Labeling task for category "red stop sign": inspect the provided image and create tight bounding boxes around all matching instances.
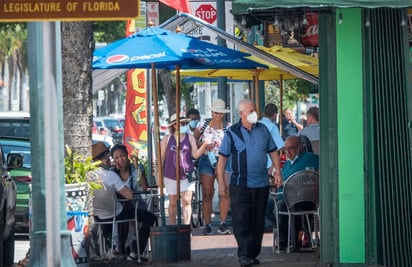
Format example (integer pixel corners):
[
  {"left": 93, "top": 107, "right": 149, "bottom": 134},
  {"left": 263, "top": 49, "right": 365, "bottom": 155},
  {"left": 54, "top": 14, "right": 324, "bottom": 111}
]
[{"left": 195, "top": 4, "right": 217, "bottom": 24}]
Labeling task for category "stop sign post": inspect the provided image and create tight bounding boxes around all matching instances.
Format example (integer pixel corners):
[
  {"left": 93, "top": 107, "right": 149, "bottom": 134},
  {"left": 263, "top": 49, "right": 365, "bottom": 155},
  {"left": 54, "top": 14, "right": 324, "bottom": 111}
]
[{"left": 195, "top": 4, "right": 217, "bottom": 24}]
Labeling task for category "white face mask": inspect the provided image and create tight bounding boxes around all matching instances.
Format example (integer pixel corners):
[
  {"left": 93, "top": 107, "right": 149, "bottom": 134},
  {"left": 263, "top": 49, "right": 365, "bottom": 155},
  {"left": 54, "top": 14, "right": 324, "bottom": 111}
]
[{"left": 246, "top": 111, "right": 258, "bottom": 124}]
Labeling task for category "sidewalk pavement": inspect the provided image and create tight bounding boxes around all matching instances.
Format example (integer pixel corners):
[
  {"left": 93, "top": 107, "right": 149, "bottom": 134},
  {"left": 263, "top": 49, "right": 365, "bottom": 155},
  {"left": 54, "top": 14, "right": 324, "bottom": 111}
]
[{"left": 90, "top": 224, "right": 319, "bottom": 267}]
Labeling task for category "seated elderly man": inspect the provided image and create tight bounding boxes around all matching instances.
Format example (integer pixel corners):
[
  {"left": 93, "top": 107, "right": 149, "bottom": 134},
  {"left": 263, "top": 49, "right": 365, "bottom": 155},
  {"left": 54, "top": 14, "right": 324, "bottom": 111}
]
[{"left": 277, "top": 135, "right": 319, "bottom": 250}]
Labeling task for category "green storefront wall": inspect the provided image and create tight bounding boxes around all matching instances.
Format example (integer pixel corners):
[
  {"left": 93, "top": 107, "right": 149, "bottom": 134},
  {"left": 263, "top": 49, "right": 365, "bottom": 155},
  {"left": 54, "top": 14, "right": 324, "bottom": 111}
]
[
  {"left": 318, "top": 9, "right": 367, "bottom": 265},
  {"left": 232, "top": 0, "right": 412, "bottom": 14},
  {"left": 233, "top": 1, "right": 412, "bottom": 265},
  {"left": 335, "top": 9, "right": 365, "bottom": 263}
]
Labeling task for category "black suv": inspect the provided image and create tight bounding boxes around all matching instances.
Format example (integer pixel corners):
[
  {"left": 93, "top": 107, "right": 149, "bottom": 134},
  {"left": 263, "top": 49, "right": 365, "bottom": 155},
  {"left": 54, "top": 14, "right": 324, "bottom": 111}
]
[{"left": 0, "top": 144, "right": 17, "bottom": 266}]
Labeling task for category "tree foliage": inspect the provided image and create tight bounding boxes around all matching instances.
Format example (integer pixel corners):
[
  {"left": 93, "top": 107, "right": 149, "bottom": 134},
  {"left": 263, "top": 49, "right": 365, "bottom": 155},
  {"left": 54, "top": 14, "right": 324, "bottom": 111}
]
[
  {"left": 0, "top": 23, "right": 28, "bottom": 110},
  {"left": 93, "top": 21, "right": 126, "bottom": 44},
  {"left": 265, "top": 79, "right": 317, "bottom": 112}
]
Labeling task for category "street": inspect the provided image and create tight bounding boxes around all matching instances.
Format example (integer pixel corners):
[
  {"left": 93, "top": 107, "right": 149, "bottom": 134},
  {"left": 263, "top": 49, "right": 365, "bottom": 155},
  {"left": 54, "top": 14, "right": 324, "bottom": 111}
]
[{"left": 14, "top": 234, "right": 30, "bottom": 265}]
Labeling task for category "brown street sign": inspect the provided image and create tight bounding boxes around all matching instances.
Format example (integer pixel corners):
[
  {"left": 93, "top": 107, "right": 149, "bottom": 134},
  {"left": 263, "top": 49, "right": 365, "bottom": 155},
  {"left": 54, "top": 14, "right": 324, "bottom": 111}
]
[{"left": 0, "top": 0, "right": 139, "bottom": 21}]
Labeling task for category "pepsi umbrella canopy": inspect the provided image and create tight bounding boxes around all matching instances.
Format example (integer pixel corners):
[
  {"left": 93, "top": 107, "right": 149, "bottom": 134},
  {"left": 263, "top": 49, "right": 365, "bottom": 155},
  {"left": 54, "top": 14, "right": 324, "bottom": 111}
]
[{"left": 92, "top": 27, "right": 267, "bottom": 70}]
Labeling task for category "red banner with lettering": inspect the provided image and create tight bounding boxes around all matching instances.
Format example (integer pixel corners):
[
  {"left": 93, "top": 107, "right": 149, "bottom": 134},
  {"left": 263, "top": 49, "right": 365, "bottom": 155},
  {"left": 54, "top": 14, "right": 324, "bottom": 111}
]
[
  {"left": 159, "top": 0, "right": 191, "bottom": 13},
  {"left": 124, "top": 20, "right": 148, "bottom": 156},
  {"left": 301, "top": 12, "right": 318, "bottom": 47}
]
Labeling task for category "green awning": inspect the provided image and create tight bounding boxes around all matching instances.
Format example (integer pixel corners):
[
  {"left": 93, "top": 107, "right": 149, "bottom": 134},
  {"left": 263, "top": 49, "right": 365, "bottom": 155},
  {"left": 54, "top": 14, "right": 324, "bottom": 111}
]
[{"left": 232, "top": 0, "right": 412, "bottom": 14}]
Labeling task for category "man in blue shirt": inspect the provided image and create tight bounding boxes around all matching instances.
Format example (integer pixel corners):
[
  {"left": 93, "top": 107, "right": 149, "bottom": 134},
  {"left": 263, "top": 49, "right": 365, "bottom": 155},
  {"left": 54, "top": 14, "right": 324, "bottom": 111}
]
[
  {"left": 259, "top": 103, "right": 285, "bottom": 229},
  {"left": 217, "top": 99, "right": 282, "bottom": 267}
]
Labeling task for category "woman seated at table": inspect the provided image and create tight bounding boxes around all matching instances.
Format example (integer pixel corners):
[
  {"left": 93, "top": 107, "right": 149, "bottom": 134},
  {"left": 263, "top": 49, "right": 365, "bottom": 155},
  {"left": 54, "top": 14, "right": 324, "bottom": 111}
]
[{"left": 109, "top": 144, "right": 157, "bottom": 261}]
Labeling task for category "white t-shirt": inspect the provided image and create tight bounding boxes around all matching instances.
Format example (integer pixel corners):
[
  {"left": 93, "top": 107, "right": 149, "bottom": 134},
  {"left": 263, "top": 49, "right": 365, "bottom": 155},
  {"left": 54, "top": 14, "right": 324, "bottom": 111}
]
[{"left": 93, "top": 168, "right": 125, "bottom": 219}]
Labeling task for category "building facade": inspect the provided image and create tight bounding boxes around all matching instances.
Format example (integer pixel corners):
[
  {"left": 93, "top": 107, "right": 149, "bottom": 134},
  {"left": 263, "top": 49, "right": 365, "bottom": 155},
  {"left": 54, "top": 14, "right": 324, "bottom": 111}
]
[{"left": 232, "top": 1, "right": 412, "bottom": 266}]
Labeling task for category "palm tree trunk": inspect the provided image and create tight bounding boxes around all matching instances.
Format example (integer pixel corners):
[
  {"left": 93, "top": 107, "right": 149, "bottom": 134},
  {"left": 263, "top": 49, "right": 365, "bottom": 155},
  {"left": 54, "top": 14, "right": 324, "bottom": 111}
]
[{"left": 61, "top": 22, "right": 94, "bottom": 156}]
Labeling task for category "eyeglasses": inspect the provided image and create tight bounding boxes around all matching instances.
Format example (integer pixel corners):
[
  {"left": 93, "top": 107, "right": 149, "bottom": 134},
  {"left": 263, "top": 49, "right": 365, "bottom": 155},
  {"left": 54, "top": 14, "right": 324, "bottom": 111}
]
[{"left": 284, "top": 145, "right": 297, "bottom": 152}]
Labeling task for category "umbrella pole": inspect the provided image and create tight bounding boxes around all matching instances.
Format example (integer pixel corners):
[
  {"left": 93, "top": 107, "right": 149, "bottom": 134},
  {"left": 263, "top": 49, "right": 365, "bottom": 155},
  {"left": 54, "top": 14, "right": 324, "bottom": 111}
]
[
  {"left": 175, "top": 65, "right": 182, "bottom": 226},
  {"left": 279, "top": 74, "right": 284, "bottom": 139},
  {"left": 151, "top": 63, "right": 166, "bottom": 227},
  {"left": 254, "top": 73, "right": 260, "bottom": 114},
  {"left": 250, "top": 77, "right": 255, "bottom": 102}
]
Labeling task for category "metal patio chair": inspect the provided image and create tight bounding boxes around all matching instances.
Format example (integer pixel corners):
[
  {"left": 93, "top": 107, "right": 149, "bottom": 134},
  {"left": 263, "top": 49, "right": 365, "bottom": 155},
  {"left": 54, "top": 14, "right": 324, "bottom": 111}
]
[
  {"left": 271, "top": 170, "right": 319, "bottom": 253},
  {"left": 92, "top": 187, "right": 141, "bottom": 260}
]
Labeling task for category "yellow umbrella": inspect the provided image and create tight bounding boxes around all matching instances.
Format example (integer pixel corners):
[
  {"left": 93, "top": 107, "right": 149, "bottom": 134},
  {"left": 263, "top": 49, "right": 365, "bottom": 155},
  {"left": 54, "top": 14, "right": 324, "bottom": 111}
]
[
  {"left": 179, "top": 45, "right": 318, "bottom": 123},
  {"left": 180, "top": 45, "right": 318, "bottom": 81}
]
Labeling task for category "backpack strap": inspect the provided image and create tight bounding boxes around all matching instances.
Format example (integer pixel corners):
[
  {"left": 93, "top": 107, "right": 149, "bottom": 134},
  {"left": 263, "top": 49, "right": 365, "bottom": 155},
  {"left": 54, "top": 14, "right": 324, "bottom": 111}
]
[
  {"left": 200, "top": 118, "right": 212, "bottom": 133},
  {"left": 201, "top": 118, "right": 229, "bottom": 133}
]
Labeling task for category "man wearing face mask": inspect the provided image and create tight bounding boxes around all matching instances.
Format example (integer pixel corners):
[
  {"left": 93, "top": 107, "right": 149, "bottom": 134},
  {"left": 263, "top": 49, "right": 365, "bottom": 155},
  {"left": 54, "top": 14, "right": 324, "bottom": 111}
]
[
  {"left": 216, "top": 99, "right": 283, "bottom": 267},
  {"left": 277, "top": 135, "right": 319, "bottom": 251},
  {"left": 160, "top": 113, "right": 209, "bottom": 225}
]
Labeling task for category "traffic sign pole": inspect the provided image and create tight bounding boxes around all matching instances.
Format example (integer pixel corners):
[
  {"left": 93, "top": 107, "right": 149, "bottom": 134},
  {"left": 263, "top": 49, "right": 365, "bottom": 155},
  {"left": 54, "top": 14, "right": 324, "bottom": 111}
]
[{"left": 216, "top": 0, "right": 227, "bottom": 106}]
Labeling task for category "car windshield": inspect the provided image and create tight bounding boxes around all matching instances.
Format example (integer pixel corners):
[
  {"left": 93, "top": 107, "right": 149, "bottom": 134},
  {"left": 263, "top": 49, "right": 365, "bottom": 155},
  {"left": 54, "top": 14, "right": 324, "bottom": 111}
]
[
  {"left": 103, "top": 119, "right": 121, "bottom": 129},
  {"left": 2, "top": 144, "right": 31, "bottom": 168},
  {"left": 0, "top": 120, "right": 30, "bottom": 139}
]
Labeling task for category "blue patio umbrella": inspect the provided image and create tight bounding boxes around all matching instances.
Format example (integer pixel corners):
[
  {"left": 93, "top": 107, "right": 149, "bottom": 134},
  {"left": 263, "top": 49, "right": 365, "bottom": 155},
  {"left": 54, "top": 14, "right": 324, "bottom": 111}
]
[
  {"left": 92, "top": 27, "right": 266, "bottom": 70},
  {"left": 92, "top": 26, "right": 266, "bottom": 227}
]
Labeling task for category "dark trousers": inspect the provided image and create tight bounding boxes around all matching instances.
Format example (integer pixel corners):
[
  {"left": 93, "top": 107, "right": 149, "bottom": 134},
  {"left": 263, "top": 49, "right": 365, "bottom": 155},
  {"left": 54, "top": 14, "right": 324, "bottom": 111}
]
[
  {"left": 277, "top": 199, "right": 316, "bottom": 249},
  {"left": 229, "top": 185, "right": 269, "bottom": 259},
  {"left": 99, "top": 202, "right": 156, "bottom": 254},
  {"left": 276, "top": 199, "right": 290, "bottom": 247}
]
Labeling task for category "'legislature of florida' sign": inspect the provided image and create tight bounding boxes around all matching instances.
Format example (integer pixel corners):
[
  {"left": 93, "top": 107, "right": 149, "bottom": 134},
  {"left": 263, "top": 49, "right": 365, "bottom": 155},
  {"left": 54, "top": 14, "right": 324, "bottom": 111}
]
[{"left": 0, "top": 0, "right": 139, "bottom": 21}]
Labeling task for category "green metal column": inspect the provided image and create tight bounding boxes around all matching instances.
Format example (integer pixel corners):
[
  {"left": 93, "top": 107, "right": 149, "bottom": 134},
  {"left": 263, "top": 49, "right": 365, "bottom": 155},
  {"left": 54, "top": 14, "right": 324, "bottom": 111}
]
[
  {"left": 217, "top": 0, "right": 228, "bottom": 103},
  {"left": 27, "top": 22, "right": 76, "bottom": 267},
  {"left": 318, "top": 10, "right": 339, "bottom": 265},
  {"left": 336, "top": 8, "right": 365, "bottom": 263}
]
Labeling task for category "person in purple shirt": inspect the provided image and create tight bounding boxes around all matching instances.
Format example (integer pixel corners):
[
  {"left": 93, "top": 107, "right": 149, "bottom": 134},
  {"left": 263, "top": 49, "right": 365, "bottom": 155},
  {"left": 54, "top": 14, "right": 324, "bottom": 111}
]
[{"left": 160, "top": 113, "right": 209, "bottom": 225}]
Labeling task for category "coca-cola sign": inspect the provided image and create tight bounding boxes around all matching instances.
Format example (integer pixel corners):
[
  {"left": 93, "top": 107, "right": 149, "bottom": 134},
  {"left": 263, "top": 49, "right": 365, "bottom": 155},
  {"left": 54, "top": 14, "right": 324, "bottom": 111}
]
[{"left": 301, "top": 12, "right": 319, "bottom": 47}]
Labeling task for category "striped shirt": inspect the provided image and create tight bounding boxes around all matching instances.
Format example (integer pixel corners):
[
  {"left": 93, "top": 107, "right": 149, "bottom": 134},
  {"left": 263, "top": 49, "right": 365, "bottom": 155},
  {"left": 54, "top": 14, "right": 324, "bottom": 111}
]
[{"left": 219, "top": 121, "right": 278, "bottom": 188}]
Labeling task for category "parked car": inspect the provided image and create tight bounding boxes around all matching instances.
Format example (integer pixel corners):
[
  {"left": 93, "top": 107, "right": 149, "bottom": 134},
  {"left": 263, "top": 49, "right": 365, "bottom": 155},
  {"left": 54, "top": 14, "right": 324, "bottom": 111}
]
[
  {"left": 0, "top": 111, "right": 30, "bottom": 139},
  {"left": 94, "top": 117, "right": 124, "bottom": 144},
  {"left": 92, "top": 134, "right": 114, "bottom": 148},
  {"left": 0, "top": 142, "right": 17, "bottom": 266},
  {"left": 0, "top": 138, "right": 31, "bottom": 232},
  {"left": 109, "top": 113, "right": 125, "bottom": 128}
]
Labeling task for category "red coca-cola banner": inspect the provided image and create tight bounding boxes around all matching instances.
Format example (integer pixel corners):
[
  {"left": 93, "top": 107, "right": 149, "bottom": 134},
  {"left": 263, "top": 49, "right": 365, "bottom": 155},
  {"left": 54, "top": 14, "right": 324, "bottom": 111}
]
[{"left": 301, "top": 12, "right": 319, "bottom": 47}]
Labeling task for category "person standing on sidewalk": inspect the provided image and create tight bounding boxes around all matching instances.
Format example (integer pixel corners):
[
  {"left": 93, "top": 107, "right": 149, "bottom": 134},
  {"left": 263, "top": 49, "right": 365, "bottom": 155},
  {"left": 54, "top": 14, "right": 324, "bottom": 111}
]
[
  {"left": 217, "top": 99, "right": 282, "bottom": 267},
  {"left": 186, "top": 108, "right": 201, "bottom": 136},
  {"left": 194, "top": 99, "right": 232, "bottom": 235},
  {"left": 282, "top": 108, "right": 303, "bottom": 140},
  {"left": 258, "top": 103, "right": 285, "bottom": 229},
  {"left": 161, "top": 113, "right": 209, "bottom": 225}
]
